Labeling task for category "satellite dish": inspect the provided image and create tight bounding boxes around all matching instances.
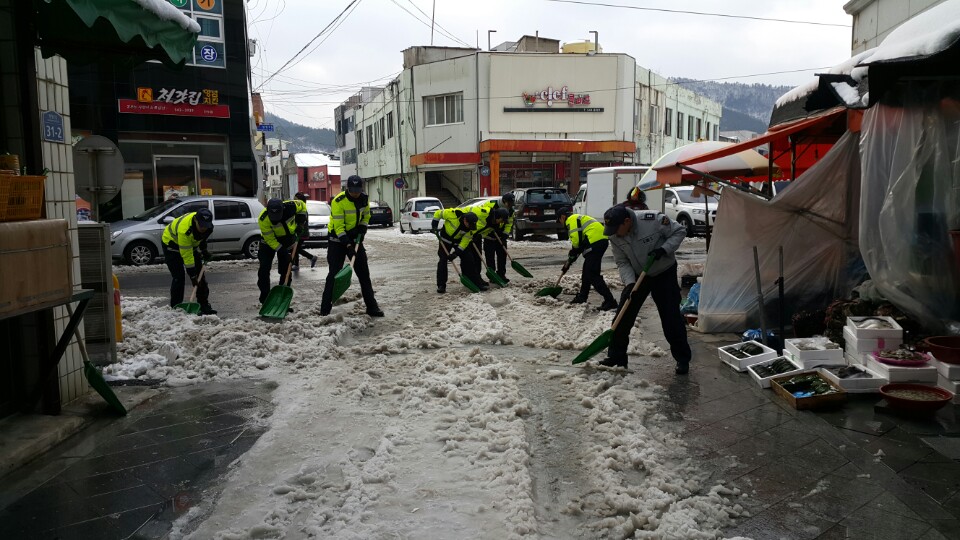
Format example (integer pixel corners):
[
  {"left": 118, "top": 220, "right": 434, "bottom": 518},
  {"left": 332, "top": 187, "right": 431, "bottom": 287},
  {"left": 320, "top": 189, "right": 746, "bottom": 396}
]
[{"left": 73, "top": 135, "right": 124, "bottom": 221}]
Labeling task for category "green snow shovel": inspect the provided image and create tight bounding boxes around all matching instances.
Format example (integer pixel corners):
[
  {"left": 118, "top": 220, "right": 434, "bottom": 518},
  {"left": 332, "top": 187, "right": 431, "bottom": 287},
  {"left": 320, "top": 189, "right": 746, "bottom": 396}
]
[
  {"left": 439, "top": 239, "right": 480, "bottom": 293},
  {"left": 259, "top": 242, "right": 299, "bottom": 319},
  {"left": 474, "top": 243, "right": 508, "bottom": 287},
  {"left": 174, "top": 264, "right": 206, "bottom": 315},
  {"left": 330, "top": 251, "right": 356, "bottom": 303},
  {"left": 67, "top": 304, "right": 126, "bottom": 415},
  {"left": 572, "top": 254, "right": 655, "bottom": 365},
  {"left": 536, "top": 264, "right": 569, "bottom": 298},
  {"left": 494, "top": 234, "right": 533, "bottom": 278}
]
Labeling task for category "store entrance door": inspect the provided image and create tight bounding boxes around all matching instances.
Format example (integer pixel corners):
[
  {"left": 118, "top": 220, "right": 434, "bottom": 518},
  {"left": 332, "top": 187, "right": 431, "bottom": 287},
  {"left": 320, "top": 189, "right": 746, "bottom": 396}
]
[{"left": 154, "top": 155, "right": 200, "bottom": 201}]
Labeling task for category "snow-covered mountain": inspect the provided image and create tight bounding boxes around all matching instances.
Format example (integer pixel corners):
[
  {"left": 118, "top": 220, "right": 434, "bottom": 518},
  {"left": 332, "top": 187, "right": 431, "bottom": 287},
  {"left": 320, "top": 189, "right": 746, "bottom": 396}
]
[{"left": 673, "top": 79, "right": 793, "bottom": 133}]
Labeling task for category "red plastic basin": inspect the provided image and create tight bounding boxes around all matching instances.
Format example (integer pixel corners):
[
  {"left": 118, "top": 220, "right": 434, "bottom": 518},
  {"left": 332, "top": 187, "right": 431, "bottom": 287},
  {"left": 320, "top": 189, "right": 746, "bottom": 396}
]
[
  {"left": 922, "top": 336, "right": 960, "bottom": 364},
  {"left": 880, "top": 383, "right": 954, "bottom": 413}
]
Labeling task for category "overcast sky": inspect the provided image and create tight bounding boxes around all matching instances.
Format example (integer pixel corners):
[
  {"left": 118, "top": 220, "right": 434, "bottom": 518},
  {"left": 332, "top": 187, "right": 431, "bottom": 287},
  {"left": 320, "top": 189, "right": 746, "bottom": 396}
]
[{"left": 247, "top": 0, "right": 853, "bottom": 130}]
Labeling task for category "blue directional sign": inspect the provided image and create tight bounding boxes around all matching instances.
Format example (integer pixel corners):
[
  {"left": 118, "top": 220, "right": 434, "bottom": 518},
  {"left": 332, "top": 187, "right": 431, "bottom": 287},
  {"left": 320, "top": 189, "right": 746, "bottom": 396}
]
[
  {"left": 257, "top": 124, "right": 275, "bottom": 132},
  {"left": 42, "top": 111, "right": 65, "bottom": 143}
]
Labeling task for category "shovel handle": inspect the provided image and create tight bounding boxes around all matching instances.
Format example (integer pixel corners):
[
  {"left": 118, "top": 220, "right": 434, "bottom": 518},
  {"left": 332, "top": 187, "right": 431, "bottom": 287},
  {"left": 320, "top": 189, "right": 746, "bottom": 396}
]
[
  {"left": 187, "top": 264, "right": 207, "bottom": 304},
  {"left": 438, "top": 238, "right": 464, "bottom": 275},
  {"left": 282, "top": 241, "right": 299, "bottom": 286},
  {"left": 493, "top": 232, "right": 516, "bottom": 263},
  {"left": 609, "top": 254, "right": 656, "bottom": 332}
]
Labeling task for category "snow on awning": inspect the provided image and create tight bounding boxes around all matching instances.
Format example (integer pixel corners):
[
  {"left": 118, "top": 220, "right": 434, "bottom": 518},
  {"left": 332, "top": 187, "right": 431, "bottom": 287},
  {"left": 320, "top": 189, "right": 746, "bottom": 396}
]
[
  {"left": 36, "top": 0, "right": 200, "bottom": 67},
  {"left": 770, "top": 49, "right": 873, "bottom": 128}
]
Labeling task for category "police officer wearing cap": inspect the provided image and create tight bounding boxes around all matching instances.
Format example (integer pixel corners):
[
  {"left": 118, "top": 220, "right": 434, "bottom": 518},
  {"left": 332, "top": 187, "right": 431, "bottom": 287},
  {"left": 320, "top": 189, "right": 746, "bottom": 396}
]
[
  {"left": 161, "top": 208, "right": 217, "bottom": 314},
  {"left": 556, "top": 207, "right": 618, "bottom": 311},
  {"left": 482, "top": 193, "right": 516, "bottom": 282},
  {"left": 431, "top": 208, "right": 482, "bottom": 292},
  {"left": 321, "top": 175, "right": 383, "bottom": 316},
  {"left": 257, "top": 197, "right": 306, "bottom": 306},
  {"left": 601, "top": 205, "right": 691, "bottom": 374}
]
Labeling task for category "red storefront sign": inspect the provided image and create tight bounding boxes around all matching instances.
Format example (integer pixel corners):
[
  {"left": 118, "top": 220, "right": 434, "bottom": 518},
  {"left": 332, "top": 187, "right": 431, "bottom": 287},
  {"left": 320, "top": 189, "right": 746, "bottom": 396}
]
[{"left": 118, "top": 99, "right": 230, "bottom": 118}]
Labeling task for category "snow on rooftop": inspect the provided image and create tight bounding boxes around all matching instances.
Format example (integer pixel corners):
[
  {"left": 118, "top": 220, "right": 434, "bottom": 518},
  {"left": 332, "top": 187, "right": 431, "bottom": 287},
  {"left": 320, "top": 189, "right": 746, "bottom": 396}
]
[
  {"left": 132, "top": 0, "right": 201, "bottom": 33},
  {"left": 774, "top": 48, "right": 875, "bottom": 108},
  {"left": 862, "top": 0, "right": 960, "bottom": 64},
  {"left": 293, "top": 154, "right": 339, "bottom": 168}
]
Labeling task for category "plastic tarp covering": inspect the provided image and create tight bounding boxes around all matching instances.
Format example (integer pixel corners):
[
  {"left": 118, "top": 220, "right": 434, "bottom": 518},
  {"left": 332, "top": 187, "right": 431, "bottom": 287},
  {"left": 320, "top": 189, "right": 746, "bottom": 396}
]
[
  {"left": 697, "top": 132, "right": 864, "bottom": 333},
  {"left": 859, "top": 83, "right": 960, "bottom": 329}
]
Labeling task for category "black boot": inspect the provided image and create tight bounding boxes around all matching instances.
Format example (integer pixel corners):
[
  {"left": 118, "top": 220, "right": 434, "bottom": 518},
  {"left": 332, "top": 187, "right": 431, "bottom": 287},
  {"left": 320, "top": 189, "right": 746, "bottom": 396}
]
[
  {"left": 199, "top": 304, "right": 217, "bottom": 315},
  {"left": 598, "top": 357, "right": 628, "bottom": 368},
  {"left": 599, "top": 298, "right": 618, "bottom": 311},
  {"left": 366, "top": 306, "right": 385, "bottom": 317},
  {"left": 675, "top": 362, "right": 690, "bottom": 375},
  {"left": 437, "top": 285, "right": 446, "bottom": 293},
  {"left": 570, "top": 296, "right": 587, "bottom": 304}
]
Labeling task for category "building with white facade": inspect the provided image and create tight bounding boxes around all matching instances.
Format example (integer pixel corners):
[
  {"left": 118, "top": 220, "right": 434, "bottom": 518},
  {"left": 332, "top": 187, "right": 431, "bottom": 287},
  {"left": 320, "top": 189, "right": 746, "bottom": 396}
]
[
  {"left": 338, "top": 35, "right": 721, "bottom": 215},
  {"left": 262, "top": 137, "right": 290, "bottom": 200},
  {"left": 844, "top": 0, "right": 948, "bottom": 53}
]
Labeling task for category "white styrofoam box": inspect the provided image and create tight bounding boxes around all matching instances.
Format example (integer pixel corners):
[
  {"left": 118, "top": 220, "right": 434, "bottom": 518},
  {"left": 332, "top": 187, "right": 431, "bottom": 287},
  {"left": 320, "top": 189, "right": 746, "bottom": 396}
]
[
  {"left": 842, "top": 325, "right": 903, "bottom": 356},
  {"left": 935, "top": 359, "right": 960, "bottom": 380},
  {"left": 819, "top": 365, "right": 888, "bottom": 393},
  {"left": 865, "top": 355, "right": 937, "bottom": 383},
  {"left": 937, "top": 375, "right": 960, "bottom": 404},
  {"left": 748, "top": 356, "right": 805, "bottom": 389},
  {"left": 784, "top": 337, "right": 844, "bottom": 368},
  {"left": 845, "top": 352, "right": 866, "bottom": 366},
  {"left": 845, "top": 316, "right": 903, "bottom": 339},
  {"left": 718, "top": 340, "right": 778, "bottom": 372}
]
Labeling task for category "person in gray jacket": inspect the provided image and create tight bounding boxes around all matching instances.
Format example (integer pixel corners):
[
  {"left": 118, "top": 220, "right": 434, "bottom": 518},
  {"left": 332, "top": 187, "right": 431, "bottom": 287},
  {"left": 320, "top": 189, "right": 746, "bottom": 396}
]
[{"left": 599, "top": 205, "right": 692, "bottom": 374}]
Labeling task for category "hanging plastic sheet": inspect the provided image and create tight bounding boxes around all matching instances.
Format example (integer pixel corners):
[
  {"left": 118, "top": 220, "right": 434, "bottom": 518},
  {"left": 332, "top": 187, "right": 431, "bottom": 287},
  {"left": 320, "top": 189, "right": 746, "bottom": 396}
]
[
  {"left": 859, "top": 82, "right": 960, "bottom": 330},
  {"left": 697, "top": 132, "right": 864, "bottom": 333}
]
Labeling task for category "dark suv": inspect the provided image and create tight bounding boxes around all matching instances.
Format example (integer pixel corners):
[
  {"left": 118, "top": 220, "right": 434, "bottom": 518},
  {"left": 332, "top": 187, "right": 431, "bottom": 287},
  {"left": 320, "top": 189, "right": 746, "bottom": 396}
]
[{"left": 510, "top": 187, "right": 572, "bottom": 240}]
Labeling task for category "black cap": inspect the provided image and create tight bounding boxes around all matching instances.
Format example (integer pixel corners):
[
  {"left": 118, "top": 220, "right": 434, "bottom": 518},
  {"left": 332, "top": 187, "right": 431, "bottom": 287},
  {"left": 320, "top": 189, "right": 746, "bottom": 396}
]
[
  {"left": 294, "top": 192, "right": 308, "bottom": 202},
  {"left": 501, "top": 193, "right": 515, "bottom": 205},
  {"left": 463, "top": 212, "right": 479, "bottom": 230},
  {"left": 267, "top": 198, "right": 284, "bottom": 221},
  {"left": 556, "top": 206, "right": 572, "bottom": 222},
  {"left": 346, "top": 175, "right": 363, "bottom": 194},
  {"left": 603, "top": 205, "right": 631, "bottom": 235},
  {"left": 492, "top": 208, "right": 509, "bottom": 221},
  {"left": 194, "top": 208, "right": 213, "bottom": 228}
]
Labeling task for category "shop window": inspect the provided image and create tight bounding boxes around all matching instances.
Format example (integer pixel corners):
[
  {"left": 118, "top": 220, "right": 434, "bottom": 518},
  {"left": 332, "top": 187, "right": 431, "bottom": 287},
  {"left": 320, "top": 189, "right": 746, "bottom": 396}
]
[
  {"left": 387, "top": 112, "right": 394, "bottom": 138},
  {"left": 424, "top": 93, "right": 463, "bottom": 126},
  {"left": 664, "top": 108, "right": 673, "bottom": 136}
]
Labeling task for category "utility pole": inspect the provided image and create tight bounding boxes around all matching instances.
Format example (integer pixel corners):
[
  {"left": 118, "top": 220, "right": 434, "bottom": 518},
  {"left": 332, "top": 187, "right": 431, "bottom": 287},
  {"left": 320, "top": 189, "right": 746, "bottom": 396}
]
[{"left": 430, "top": 0, "right": 436, "bottom": 46}]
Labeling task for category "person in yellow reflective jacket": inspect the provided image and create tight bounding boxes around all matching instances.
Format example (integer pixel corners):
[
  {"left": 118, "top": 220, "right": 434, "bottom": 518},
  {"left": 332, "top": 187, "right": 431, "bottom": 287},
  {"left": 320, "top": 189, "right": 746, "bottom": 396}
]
[
  {"left": 482, "top": 193, "right": 515, "bottom": 281},
  {"left": 557, "top": 207, "right": 618, "bottom": 311},
  {"left": 320, "top": 175, "right": 383, "bottom": 316},
  {"left": 161, "top": 208, "right": 216, "bottom": 314},
  {"left": 257, "top": 198, "right": 305, "bottom": 307},
  {"left": 472, "top": 203, "right": 511, "bottom": 282},
  {"left": 431, "top": 208, "right": 481, "bottom": 292}
]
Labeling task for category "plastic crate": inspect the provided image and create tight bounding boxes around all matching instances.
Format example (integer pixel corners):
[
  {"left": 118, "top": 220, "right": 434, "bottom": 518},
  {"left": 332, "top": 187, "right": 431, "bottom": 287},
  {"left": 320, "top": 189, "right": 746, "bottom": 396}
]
[{"left": 0, "top": 175, "right": 45, "bottom": 222}]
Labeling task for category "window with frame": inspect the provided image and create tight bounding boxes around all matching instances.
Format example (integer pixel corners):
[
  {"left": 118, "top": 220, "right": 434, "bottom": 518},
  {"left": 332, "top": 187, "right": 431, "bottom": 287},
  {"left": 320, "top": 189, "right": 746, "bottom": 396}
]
[
  {"left": 424, "top": 93, "right": 463, "bottom": 126},
  {"left": 380, "top": 118, "right": 385, "bottom": 146},
  {"left": 687, "top": 117, "right": 695, "bottom": 141},
  {"left": 649, "top": 105, "right": 659, "bottom": 134},
  {"left": 172, "top": 0, "right": 226, "bottom": 68},
  {"left": 366, "top": 125, "right": 374, "bottom": 151},
  {"left": 213, "top": 200, "right": 250, "bottom": 220},
  {"left": 697, "top": 119, "right": 703, "bottom": 140},
  {"left": 171, "top": 201, "right": 209, "bottom": 218},
  {"left": 705, "top": 121, "right": 711, "bottom": 140},
  {"left": 664, "top": 108, "right": 673, "bottom": 136},
  {"left": 713, "top": 125, "right": 719, "bottom": 141},
  {"left": 677, "top": 112, "right": 684, "bottom": 140},
  {"left": 386, "top": 112, "right": 394, "bottom": 139},
  {"left": 356, "top": 129, "right": 363, "bottom": 153}
]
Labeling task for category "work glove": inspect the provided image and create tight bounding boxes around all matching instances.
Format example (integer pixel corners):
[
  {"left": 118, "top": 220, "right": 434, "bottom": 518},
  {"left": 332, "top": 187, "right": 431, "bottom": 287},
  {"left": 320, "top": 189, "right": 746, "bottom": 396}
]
[
  {"left": 561, "top": 261, "right": 571, "bottom": 273},
  {"left": 651, "top": 247, "right": 667, "bottom": 260},
  {"left": 186, "top": 266, "right": 200, "bottom": 286},
  {"left": 447, "top": 248, "right": 461, "bottom": 262},
  {"left": 356, "top": 224, "right": 368, "bottom": 237},
  {"left": 345, "top": 242, "right": 357, "bottom": 259}
]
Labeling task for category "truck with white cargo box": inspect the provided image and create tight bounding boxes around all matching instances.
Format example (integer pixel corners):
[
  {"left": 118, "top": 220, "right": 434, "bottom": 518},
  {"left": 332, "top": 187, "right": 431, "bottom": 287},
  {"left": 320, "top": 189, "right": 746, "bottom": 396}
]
[{"left": 572, "top": 166, "right": 663, "bottom": 221}]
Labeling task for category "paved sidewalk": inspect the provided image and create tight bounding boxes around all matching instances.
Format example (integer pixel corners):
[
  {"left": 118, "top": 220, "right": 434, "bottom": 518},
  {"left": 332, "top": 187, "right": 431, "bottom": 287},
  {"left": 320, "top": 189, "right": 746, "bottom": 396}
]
[
  {"left": 0, "top": 379, "right": 275, "bottom": 539},
  {"left": 635, "top": 318, "right": 960, "bottom": 540}
]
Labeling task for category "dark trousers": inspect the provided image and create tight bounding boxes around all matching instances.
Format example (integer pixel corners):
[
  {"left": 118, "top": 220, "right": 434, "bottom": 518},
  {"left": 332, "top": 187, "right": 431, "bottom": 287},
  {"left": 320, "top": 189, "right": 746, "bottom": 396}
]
[
  {"left": 295, "top": 244, "right": 316, "bottom": 266},
  {"left": 576, "top": 240, "right": 616, "bottom": 302},
  {"left": 437, "top": 238, "right": 452, "bottom": 287},
  {"left": 607, "top": 263, "right": 691, "bottom": 365},
  {"left": 437, "top": 236, "right": 485, "bottom": 287},
  {"left": 164, "top": 247, "right": 209, "bottom": 307},
  {"left": 257, "top": 245, "right": 292, "bottom": 303},
  {"left": 483, "top": 236, "right": 507, "bottom": 278},
  {"left": 462, "top": 237, "right": 485, "bottom": 285},
  {"left": 321, "top": 240, "right": 377, "bottom": 310}
]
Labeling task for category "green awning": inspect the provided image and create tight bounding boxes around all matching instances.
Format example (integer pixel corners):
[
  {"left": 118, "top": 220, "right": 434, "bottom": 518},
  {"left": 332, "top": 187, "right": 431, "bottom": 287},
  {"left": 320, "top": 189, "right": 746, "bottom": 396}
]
[{"left": 35, "top": 0, "right": 200, "bottom": 67}]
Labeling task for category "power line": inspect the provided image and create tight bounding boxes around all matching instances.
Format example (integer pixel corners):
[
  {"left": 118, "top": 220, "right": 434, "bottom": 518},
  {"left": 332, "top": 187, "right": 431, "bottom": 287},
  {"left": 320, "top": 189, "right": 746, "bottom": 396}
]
[
  {"left": 256, "top": 0, "right": 363, "bottom": 90},
  {"left": 388, "top": 0, "right": 472, "bottom": 47},
  {"left": 402, "top": 0, "right": 473, "bottom": 48},
  {"left": 542, "top": 0, "right": 851, "bottom": 27}
]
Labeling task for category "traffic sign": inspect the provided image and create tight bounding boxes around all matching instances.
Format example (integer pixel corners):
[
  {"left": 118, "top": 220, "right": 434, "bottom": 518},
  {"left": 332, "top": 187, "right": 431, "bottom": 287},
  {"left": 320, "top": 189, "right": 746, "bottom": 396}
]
[
  {"left": 394, "top": 178, "right": 405, "bottom": 189},
  {"left": 257, "top": 124, "right": 275, "bottom": 132},
  {"left": 480, "top": 165, "right": 490, "bottom": 176}
]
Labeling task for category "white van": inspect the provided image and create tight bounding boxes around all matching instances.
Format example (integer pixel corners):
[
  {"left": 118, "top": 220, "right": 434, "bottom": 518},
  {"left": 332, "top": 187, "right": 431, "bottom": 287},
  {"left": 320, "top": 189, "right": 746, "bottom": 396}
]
[{"left": 573, "top": 166, "right": 663, "bottom": 221}]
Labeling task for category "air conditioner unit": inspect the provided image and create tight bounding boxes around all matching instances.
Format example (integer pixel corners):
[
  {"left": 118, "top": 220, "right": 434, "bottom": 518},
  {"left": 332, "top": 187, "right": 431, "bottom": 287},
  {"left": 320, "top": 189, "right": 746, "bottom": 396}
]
[{"left": 78, "top": 223, "right": 117, "bottom": 366}]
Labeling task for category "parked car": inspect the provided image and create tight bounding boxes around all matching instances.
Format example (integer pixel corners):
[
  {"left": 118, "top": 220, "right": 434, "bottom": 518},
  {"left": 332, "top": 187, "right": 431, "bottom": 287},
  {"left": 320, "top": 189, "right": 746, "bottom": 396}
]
[
  {"left": 510, "top": 187, "right": 572, "bottom": 240},
  {"left": 368, "top": 201, "right": 393, "bottom": 227},
  {"left": 399, "top": 197, "right": 443, "bottom": 233},
  {"left": 110, "top": 196, "right": 265, "bottom": 265},
  {"left": 663, "top": 186, "right": 719, "bottom": 236},
  {"left": 303, "top": 200, "right": 331, "bottom": 247}
]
